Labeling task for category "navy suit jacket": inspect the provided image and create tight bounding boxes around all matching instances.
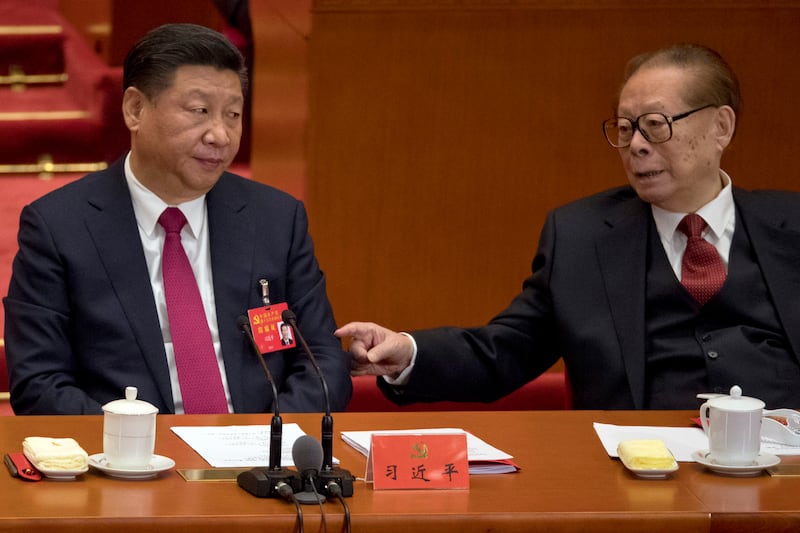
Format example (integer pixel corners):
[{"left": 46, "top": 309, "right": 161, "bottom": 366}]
[
  {"left": 383, "top": 186, "right": 800, "bottom": 409},
  {"left": 4, "top": 159, "right": 352, "bottom": 414}
]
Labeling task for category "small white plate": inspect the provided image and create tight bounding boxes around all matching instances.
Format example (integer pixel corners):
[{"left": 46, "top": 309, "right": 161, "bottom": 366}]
[
  {"left": 619, "top": 455, "right": 679, "bottom": 479},
  {"left": 88, "top": 453, "right": 175, "bottom": 480},
  {"left": 692, "top": 450, "right": 780, "bottom": 477},
  {"left": 22, "top": 451, "right": 88, "bottom": 480}
]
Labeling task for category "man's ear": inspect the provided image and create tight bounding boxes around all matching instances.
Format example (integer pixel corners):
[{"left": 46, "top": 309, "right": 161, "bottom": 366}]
[
  {"left": 122, "top": 87, "right": 146, "bottom": 132},
  {"left": 715, "top": 105, "right": 736, "bottom": 150}
]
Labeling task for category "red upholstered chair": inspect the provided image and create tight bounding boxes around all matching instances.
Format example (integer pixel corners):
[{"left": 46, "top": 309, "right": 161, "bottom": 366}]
[
  {"left": 347, "top": 371, "right": 571, "bottom": 412},
  {"left": 0, "top": 339, "right": 14, "bottom": 415}
]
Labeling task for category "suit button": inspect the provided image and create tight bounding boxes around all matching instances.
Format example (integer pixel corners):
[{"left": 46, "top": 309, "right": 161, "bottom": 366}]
[{"left": 707, "top": 351, "right": 719, "bottom": 359}]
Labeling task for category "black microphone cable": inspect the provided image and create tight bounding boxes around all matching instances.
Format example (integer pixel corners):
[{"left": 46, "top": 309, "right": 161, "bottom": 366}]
[
  {"left": 277, "top": 481, "right": 304, "bottom": 533},
  {"left": 324, "top": 480, "right": 351, "bottom": 533},
  {"left": 308, "top": 473, "right": 327, "bottom": 533},
  {"left": 293, "top": 434, "right": 328, "bottom": 533}
]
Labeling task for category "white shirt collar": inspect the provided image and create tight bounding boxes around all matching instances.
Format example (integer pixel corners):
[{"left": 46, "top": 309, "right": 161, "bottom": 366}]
[
  {"left": 124, "top": 152, "right": 207, "bottom": 238},
  {"left": 651, "top": 170, "right": 734, "bottom": 242}
]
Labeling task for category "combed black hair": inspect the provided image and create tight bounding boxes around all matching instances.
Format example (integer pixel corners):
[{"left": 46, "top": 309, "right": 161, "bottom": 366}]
[{"left": 123, "top": 23, "right": 248, "bottom": 99}]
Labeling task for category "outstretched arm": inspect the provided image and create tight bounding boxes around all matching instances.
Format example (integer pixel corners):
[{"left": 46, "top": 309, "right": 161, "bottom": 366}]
[{"left": 335, "top": 322, "right": 415, "bottom": 379}]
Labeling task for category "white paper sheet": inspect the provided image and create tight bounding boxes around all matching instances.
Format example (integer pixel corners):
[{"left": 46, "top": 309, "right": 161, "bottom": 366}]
[
  {"left": 594, "top": 422, "right": 800, "bottom": 462},
  {"left": 593, "top": 422, "right": 800, "bottom": 462},
  {"left": 171, "top": 423, "right": 332, "bottom": 468},
  {"left": 761, "top": 440, "right": 800, "bottom": 455},
  {"left": 593, "top": 423, "right": 708, "bottom": 462}
]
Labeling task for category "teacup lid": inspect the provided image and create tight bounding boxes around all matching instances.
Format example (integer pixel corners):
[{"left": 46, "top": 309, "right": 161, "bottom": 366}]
[
  {"left": 706, "top": 385, "right": 765, "bottom": 411},
  {"left": 102, "top": 386, "right": 159, "bottom": 416}
]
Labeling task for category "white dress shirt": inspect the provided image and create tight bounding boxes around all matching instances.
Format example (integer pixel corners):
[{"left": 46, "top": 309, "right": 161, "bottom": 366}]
[
  {"left": 124, "top": 153, "right": 233, "bottom": 413},
  {"left": 651, "top": 170, "right": 735, "bottom": 280}
]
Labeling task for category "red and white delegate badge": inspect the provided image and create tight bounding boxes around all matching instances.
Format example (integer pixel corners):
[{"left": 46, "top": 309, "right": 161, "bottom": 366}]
[{"left": 247, "top": 302, "right": 296, "bottom": 354}]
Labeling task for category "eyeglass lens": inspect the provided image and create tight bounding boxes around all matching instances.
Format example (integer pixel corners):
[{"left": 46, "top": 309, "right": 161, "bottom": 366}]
[{"left": 604, "top": 114, "right": 671, "bottom": 147}]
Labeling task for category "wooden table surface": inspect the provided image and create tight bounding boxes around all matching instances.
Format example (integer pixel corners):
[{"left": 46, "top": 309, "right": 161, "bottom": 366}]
[{"left": 1, "top": 410, "right": 798, "bottom": 532}]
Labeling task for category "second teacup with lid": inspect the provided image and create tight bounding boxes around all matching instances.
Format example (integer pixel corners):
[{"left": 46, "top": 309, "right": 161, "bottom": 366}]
[
  {"left": 102, "top": 386, "right": 159, "bottom": 469},
  {"left": 699, "top": 385, "right": 764, "bottom": 466}
]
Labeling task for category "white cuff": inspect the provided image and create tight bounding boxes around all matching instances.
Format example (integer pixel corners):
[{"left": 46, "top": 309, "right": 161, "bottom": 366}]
[{"left": 381, "top": 331, "right": 417, "bottom": 386}]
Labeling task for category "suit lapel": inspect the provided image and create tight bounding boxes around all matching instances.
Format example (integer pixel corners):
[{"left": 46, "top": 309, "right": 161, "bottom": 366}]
[
  {"left": 595, "top": 197, "right": 651, "bottom": 408},
  {"left": 735, "top": 190, "right": 800, "bottom": 360},
  {"left": 83, "top": 164, "right": 174, "bottom": 409},
  {"left": 206, "top": 175, "right": 257, "bottom": 411},
  {"left": 590, "top": 188, "right": 800, "bottom": 407}
]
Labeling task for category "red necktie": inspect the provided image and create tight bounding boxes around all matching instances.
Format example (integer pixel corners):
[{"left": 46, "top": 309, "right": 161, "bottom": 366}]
[
  {"left": 159, "top": 207, "right": 228, "bottom": 414},
  {"left": 678, "top": 213, "right": 726, "bottom": 306}
]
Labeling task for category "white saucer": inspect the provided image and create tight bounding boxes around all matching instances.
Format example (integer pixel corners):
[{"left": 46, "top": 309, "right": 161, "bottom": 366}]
[
  {"left": 88, "top": 453, "right": 175, "bottom": 480},
  {"left": 22, "top": 450, "right": 88, "bottom": 480},
  {"left": 692, "top": 450, "right": 780, "bottom": 477}
]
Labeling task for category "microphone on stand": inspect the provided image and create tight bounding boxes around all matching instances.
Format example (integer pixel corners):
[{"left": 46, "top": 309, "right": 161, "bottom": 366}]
[
  {"left": 281, "top": 309, "right": 355, "bottom": 497},
  {"left": 292, "top": 435, "right": 326, "bottom": 505},
  {"left": 236, "top": 316, "right": 302, "bottom": 498}
]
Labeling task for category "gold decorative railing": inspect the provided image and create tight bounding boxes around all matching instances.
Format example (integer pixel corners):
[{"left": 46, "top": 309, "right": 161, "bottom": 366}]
[
  {"left": 0, "top": 155, "right": 107, "bottom": 177},
  {"left": 0, "top": 65, "right": 68, "bottom": 90}
]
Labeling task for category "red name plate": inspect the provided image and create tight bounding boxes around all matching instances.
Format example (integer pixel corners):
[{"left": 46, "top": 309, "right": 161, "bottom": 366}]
[
  {"left": 247, "top": 302, "right": 296, "bottom": 353},
  {"left": 368, "top": 433, "right": 469, "bottom": 490}
]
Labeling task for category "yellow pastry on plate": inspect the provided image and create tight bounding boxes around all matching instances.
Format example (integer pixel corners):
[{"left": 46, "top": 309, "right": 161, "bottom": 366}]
[
  {"left": 22, "top": 436, "right": 89, "bottom": 471},
  {"left": 617, "top": 439, "right": 677, "bottom": 470}
]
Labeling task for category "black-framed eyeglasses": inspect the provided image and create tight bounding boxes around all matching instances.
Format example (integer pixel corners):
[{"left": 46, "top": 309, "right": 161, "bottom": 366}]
[{"left": 602, "top": 104, "right": 716, "bottom": 148}]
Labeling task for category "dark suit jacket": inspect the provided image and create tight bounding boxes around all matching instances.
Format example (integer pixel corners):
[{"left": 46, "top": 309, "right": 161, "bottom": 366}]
[
  {"left": 3, "top": 159, "right": 352, "bottom": 414},
  {"left": 382, "top": 186, "right": 800, "bottom": 409}
]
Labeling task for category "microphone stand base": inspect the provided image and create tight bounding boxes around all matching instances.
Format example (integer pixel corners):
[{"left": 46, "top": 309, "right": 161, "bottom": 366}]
[
  {"left": 237, "top": 467, "right": 301, "bottom": 498},
  {"left": 319, "top": 467, "right": 355, "bottom": 497},
  {"left": 294, "top": 490, "right": 326, "bottom": 505}
]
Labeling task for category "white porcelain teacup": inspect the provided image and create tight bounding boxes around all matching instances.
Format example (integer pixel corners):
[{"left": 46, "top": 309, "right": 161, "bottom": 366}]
[
  {"left": 102, "top": 386, "right": 159, "bottom": 470},
  {"left": 699, "top": 385, "right": 764, "bottom": 466}
]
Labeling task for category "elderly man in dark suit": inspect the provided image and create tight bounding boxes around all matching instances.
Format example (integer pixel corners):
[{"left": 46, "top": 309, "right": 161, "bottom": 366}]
[
  {"left": 336, "top": 44, "right": 800, "bottom": 410},
  {"left": 4, "top": 23, "right": 351, "bottom": 415}
]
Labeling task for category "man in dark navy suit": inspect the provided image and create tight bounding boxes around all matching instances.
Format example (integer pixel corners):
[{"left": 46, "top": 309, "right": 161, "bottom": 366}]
[
  {"left": 4, "top": 23, "right": 351, "bottom": 415},
  {"left": 337, "top": 44, "right": 800, "bottom": 410}
]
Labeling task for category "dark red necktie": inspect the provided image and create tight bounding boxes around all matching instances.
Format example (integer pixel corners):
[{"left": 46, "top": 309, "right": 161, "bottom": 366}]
[
  {"left": 159, "top": 207, "right": 228, "bottom": 414},
  {"left": 677, "top": 213, "right": 726, "bottom": 306}
]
